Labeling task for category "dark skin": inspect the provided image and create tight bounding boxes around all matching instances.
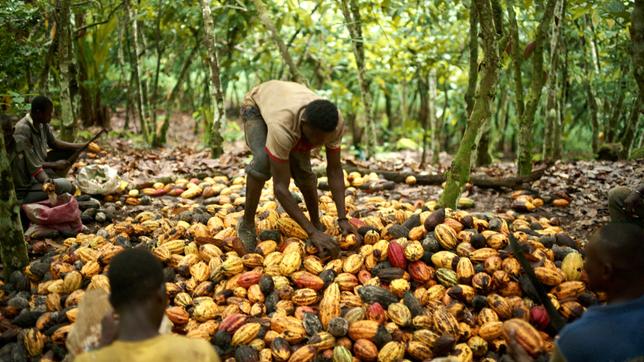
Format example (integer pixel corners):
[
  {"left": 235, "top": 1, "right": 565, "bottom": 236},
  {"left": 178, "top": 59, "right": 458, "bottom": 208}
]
[
  {"left": 623, "top": 183, "right": 644, "bottom": 217},
  {"left": 508, "top": 230, "right": 644, "bottom": 362},
  {"left": 243, "top": 113, "right": 360, "bottom": 259},
  {"left": 30, "top": 106, "right": 86, "bottom": 172},
  {"left": 101, "top": 286, "right": 167, "bottom": 345}
]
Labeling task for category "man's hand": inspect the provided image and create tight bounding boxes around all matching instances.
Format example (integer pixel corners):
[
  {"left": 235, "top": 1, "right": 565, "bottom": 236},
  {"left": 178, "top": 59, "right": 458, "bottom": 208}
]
[
  {"left": 309, "top": 230, "right": 340, "bottom": 260},
  {"left": 624, "top": 189, "right": 642, "bottom": 216},
  {"left": 339, "top": 218, "right": 361, "bottom": 241}
]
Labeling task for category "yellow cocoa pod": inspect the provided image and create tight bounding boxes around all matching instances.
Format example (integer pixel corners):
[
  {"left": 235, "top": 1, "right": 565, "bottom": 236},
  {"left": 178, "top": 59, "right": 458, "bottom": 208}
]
[
  {"left": 435, "top": 224, "right": 458, "bottom": 249},
  {"left": 291, "top": 288, "right": 318, "bottom": 306},
  {"left": 343, "top": 254, "right": 364, "bottom": 274},
  {"left": 378, "top": 341, "right": 405, "bottom": 362},
  {"left": 387, "top": 303, "right": 411, "bottom": 327},
  {"left": 407, "top": 340, "right": 433, "bottom": 360},
  {"left": 279, "top": 251, "right": 302, "bottom": 276},
  {"left": 561, "top": 252, "right": 584, "bottom": 281},
  {"left": 232, "top": 323, "right": 261, "bottom": 346}
]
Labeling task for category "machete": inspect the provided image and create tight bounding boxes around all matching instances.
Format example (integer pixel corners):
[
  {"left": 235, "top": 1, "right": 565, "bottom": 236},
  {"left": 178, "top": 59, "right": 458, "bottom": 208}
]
[
  {"left": 508, "top": 232, "right": 566, "bottom": 332},
  {"left": 67, "top": 128, "right": 107, "bottom": 163}
]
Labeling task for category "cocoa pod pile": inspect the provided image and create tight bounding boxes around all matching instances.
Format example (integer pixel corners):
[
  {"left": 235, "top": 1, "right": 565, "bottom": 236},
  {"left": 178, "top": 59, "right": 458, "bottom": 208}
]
[{"left": 0, "top": 172, "right": 595, "bottom": 361}]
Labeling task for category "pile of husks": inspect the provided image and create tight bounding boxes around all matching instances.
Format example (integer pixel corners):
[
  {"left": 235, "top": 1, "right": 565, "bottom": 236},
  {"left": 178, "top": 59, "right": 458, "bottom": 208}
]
[{"left": 0, "top": 173, "right": 593, "bottom": 362}]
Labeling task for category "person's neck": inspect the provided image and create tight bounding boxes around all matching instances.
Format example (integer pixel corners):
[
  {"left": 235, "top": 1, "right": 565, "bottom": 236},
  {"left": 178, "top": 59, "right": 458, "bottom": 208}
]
[
  {"left": 605, "top": 283, "right": 644, "bottom": 304},
  {"left": 116, "top": 309, "right": 160, "bottom": 342}
]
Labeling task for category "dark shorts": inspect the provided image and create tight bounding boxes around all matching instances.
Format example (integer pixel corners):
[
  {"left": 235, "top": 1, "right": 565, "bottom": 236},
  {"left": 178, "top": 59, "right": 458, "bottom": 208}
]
[{"left": 241, "top": 105, "right": 316, "bottom": 187}]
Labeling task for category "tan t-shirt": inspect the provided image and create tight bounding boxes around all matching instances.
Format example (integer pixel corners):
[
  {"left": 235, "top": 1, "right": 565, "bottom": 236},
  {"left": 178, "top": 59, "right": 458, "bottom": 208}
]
[
  {"left": 243, "top": 80, "right": 344, "bottom": 161},
  {"left": 73, "top": 334, "right": 220, "bottom": 362}
]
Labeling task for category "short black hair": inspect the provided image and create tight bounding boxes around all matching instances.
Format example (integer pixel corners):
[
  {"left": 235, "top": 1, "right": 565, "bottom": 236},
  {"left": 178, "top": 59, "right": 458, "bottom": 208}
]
[
  {"left": 30, "top": 96, "right": 53, "bottom": 113},
  {"left": 595, "top": 223, "right": 644, "bottom": 271},
  {"left": 107, "top": 248, "right": 164, "bottom": 309},
  {"left": 303, "top": 99, "right": 339, "bottom": 132}
]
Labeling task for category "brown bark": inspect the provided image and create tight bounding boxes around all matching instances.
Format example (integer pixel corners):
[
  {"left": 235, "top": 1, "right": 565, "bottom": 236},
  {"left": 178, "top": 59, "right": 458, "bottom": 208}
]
[
  {"left": 338, "top": 0, "right": 376, "bottom": 158},
  {"left": 0, "top": 125, "right": 29, "bottom": 278},
  {"left": 440, "top": 0, "right": 501, "bottom": 208},
  {"left": 517, "top": 0, "right": 558, "bottom": 176},
  {"left": 200, "top": 0, "right": 225, "bottom": 157}
]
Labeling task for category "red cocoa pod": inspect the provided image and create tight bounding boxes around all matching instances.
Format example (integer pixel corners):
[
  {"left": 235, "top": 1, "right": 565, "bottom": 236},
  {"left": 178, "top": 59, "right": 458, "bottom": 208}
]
[
  {"left": 238, "top": 270, "right": 262, "bottom": 289},
  {"left": 366, "top": 303, "right": 387, "bottom": 325},
  {"left": 408, "top": 261, "right": 433, "bottom": 282},
  {"left": 530, "top": 306, "right": 550, "bottom": 330},
  {"left": 218, "top": 313, "right": 248, "bottom": 333},
  {"left": 388, "top": 241, "right": 407, "bottom": 269},
  {"left": 291, "top": 271, "right": 325, "bottom": 291}
]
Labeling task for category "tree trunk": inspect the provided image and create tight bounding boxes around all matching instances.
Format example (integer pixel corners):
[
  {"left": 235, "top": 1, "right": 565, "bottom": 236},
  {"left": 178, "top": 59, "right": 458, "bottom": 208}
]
[
  {"left": 606, "top": 74, "right": 626, "bottom": 143},
  {"left": 418, "top": 73, "right": 429, "bottom": 168},
  {"left": 507, "top": 0, "right": 525, "bottom": 123},
  {"left": 633, "top": 0, "right": 644, "bottom": 96},
  {"left": 339, "top": 0, "right": 376, "bottom": 159},
  {"left": 440, "top": 0, "right": 500, "bottom": 209},
  {"left": 150, "top": 0, "right": 164, "bottom": 147},
  {"left": 0, "top": 127, "right": 29, "bottom": 278},
  {"left": 433, "top": 80, "right": 448, "bottom": 165},
  {"left": 465, "top": 1, "right": 479, "bottom": 117},
  {"left": 400, "top": 79, "right": 408, "bottom": 124},
  {"left": 516, "top": 0, "right": 557, "bottom": 176},
  {"left": 252, "top": 0, "right": 305, "bottom": 84},
  {"left": 580, "top": 30, "right": 600, "bottom": 154},
  {"left": 38, "top": 13, "right": 58, "bottom": 94},
  {"left": 543, "top": 0, "right": 564, "bottom": 161},
  {"left": 427, "top": 69, "right": 438, "bottom": 166},
  {"left": 554, "top": 13, "right": 568, "bottom": 160},
  {"left": 58, "top": 0, "right": 76, "bottom": 141},
  {"left": 158, "top": 41, "right": 199, "bottom": 145},
  {"left": 200, "top": 0, "right": 225, "bottom": 158},
  {"left": 124, "top": 0, "right": 149, "bottom": 141},
  {"left": 620, "top": 95, "right": 642, "bottom": 158}
]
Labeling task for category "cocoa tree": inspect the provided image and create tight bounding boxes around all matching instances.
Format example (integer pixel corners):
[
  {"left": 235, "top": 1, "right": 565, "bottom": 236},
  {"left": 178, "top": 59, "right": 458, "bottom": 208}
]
[
  {"left": 58, "top": 0, "right": 76, "bottom": 141},
  {"left": 440, "top": 0, "right": 500, "bottom": 208},
  {"left": 516, "top": 0, "right": 557, "bottom": 176},
  {"left": 0, "top": 124, "right": 29, "bottom": 278},
  {"left": 200, "top": 0, "right": 225, "bottom": 157},
  {"left": 338, "top": 0, "right": 376, "bottom": 159}
]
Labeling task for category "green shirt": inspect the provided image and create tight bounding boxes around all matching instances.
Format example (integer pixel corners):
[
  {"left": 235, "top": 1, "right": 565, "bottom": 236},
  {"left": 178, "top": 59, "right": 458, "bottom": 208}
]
[{"left": 12, "top": 114, "right": 56, "bottom": 189}]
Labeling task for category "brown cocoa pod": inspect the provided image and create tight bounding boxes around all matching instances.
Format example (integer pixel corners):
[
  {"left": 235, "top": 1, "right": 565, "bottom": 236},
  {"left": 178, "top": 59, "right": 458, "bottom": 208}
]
[
  {"left": 353, "top": 338, "right": 378, "bottom": 361},
  {"left": 270, "top": 337, "right": 291, "bottom": 361},
  {"left": 238, "top": 270, "right": 263, "bottom": 289},
  {"left": 502, "top": 318, "right": 544, "bottom": 356},
  {"left": 291, "top": 271, "right": 324, "bottom": 291},
  {"left": 166, "top": 306, "right": 189, "bottom": 325},
  {"left": 408, "top": 260, "right": 433, "bottom": 282}
]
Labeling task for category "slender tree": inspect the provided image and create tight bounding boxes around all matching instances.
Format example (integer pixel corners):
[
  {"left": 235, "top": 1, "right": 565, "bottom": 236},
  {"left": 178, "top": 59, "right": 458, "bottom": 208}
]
[
  {"left": 0, "top": 125, "right": 29, "bottom": 278},
  {"left": 124, "top": 0, "right": 149, "bottom": 141},
  {"left": 338, "top": 0, "right": 376, "bottom": 159},
  {"left": 200, "top": 0, "right": 225, "bottom": 157},
  {"left": 543, "top": 0, "right": 564, "bottom": 161},
  {"left": 58, "top": 0, "right": 76, "bottom": 141},
  {"left": 440, "top": 0, "right": 500, "bottom": 208},
  {"left": 464, "top": 1, "right": 479, "bottom": 117},
  {"left": 516, "top": 0, "right": 557, "bottom": 176},
  {"left": 252, "top": 0, "right": 305, "bottom": 84}
]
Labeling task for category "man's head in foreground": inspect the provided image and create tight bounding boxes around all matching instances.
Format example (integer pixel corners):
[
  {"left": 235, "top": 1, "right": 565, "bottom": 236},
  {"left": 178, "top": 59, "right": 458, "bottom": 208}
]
[
  {"left": 301, "top": 99, "right": 339, "bottom": 146},
  {"left": 30, "top": 96, "right": 54, "bottom": 125},
  {"left": 584, "top": 223, "right": 644, "bottom": 299},
  {"left": 108, "top": 248, "right": 166, "bottom": 327}
]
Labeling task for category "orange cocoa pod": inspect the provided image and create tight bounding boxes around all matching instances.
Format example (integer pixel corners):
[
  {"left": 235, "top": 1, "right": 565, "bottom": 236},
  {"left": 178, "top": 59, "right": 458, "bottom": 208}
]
[{"left": 502, "top": 318, "right": 545, "bottom": 356}]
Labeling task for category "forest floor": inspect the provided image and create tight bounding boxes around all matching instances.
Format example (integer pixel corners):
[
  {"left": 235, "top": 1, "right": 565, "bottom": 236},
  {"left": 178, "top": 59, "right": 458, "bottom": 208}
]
[{"left": 79, "top": 114, "right": 643, "bottom": 242}]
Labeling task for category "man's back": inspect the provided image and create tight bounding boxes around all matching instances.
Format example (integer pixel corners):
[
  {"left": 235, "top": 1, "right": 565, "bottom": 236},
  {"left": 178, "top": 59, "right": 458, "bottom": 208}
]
[
  {"left": 74, "top": 334, "right": 220, "bottom": 362},
  {"left": 555, "top": 294, "right": 644, "bottom": 362}
]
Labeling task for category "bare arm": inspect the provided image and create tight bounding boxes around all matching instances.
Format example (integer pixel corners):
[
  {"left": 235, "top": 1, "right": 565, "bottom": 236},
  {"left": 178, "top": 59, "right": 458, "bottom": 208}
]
[
  {"left": 271, "top": 158, "right": 318, "bottom": 235},
  {"left": 326, "top": 148, "right": 347, "bottom": 220},
  {"left": 53, "top": 138, "right": 85, "bottom": 151}
]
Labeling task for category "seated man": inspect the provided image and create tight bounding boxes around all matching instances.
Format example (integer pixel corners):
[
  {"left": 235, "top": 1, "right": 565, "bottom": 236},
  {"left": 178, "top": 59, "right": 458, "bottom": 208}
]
[
  {"left": 11, "top": 96, "right": 84, "bottom": 203},
  {"left": 510, "top": 223, "right": 644, "bottom": 362},
  {"left": 74, "top": 248, "right": 220, "bottom": 362},
  {"left": 608, "top": 183, "right": 643, "bottom": 227},
  {"left": 236, "top": 80, "right": 359, "bottom": 258}
]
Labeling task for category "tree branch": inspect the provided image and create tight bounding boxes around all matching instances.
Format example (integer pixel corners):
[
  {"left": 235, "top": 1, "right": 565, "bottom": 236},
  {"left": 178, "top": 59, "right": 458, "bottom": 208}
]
[{"left": 74, "top": 1, "right": 124, "bottom": 37}]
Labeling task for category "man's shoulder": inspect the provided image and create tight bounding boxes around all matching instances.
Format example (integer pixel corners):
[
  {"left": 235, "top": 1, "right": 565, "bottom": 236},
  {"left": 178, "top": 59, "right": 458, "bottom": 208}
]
[{"left": 14, "top": 116, "right": 33, "bottom": 135}]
